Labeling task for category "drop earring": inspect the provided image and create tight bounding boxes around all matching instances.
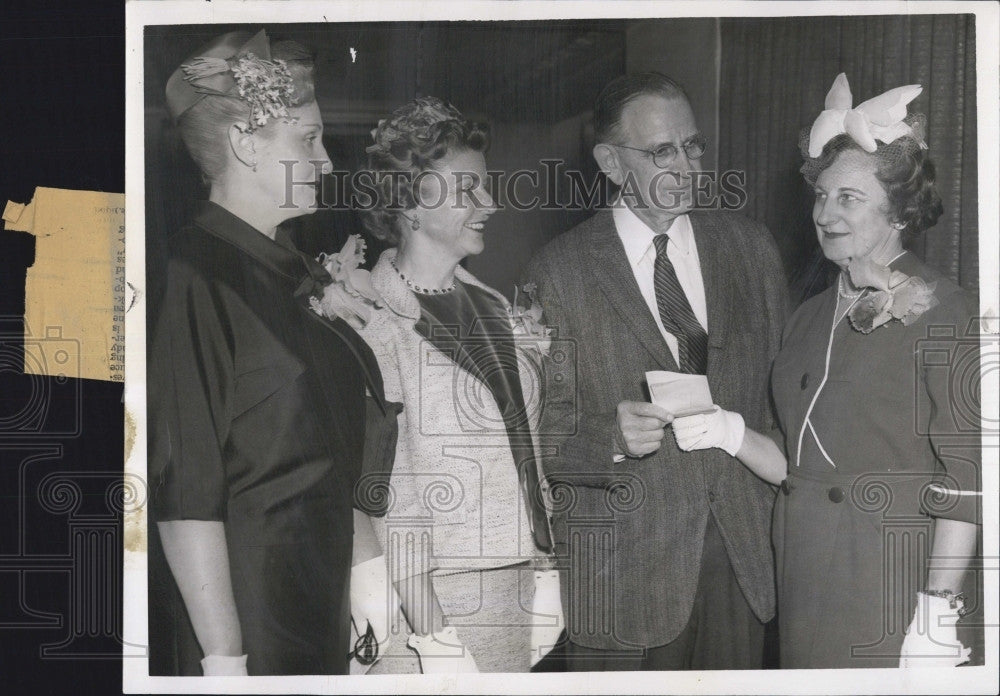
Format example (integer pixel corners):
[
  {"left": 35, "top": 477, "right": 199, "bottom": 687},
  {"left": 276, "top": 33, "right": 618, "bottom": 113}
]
[{"left": 401, "top": 212, "right": 420, "bottom": 231}]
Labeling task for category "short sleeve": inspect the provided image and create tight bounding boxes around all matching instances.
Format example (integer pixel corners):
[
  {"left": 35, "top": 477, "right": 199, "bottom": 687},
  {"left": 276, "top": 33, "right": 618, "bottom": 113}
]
[
  {"left": 917, "top": 289, "right": 982, "bottom": 525},
  {"left": 149, "top": 259, "right": 234, "bottom": 522}
]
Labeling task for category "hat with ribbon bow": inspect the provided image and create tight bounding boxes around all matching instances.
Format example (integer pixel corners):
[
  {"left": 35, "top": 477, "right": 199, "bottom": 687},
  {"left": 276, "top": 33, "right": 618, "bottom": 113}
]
[{"left": 807, "top": 73, "right": 926, "bottom": 157}]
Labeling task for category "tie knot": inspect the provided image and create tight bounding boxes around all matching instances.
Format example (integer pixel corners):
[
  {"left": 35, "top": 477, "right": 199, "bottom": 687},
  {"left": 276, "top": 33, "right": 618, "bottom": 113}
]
[{"left": 652, "top": 233, "right": 670, "bottom": 256}]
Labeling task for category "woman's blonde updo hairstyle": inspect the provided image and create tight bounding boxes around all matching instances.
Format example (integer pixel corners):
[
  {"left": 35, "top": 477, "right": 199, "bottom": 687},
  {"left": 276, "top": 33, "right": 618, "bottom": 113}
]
[{"left": 171, "top": 34, "right": 316, "bottom": 185}]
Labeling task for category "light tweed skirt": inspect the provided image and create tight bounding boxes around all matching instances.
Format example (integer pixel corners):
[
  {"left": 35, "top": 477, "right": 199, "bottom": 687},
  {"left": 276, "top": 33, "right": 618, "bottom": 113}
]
[{"left": 368, "top": 561, "right": 536, "bottom": 673}]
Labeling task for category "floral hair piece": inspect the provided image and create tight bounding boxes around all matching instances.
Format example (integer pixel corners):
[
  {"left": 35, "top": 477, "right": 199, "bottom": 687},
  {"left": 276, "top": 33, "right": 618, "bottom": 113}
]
[
  {"left": 181, "top": 51, "right": 295, "bottom": 130},
  {"left": 365, "top": 96, "right": 466, "bottom": 155},
  {"left": 808, "top": 73, "right": 926, "bottom": 157}
]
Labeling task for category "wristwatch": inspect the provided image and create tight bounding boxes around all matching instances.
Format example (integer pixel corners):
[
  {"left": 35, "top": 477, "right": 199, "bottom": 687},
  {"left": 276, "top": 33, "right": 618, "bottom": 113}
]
[{"left": 922, "top": 588, "right": 968, "bottom": 617}]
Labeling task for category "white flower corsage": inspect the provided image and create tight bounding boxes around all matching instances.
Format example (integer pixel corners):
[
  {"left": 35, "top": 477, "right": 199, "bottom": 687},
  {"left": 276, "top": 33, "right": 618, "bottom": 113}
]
[
  {"left": 846, "top": 257, "right": 938, "bottom": 334},
  {"left": 510, "top": 282, "right": 552, "bottom": 355},
  {"left": 310, "top": 235, "right": 384, "bottom": 329}
]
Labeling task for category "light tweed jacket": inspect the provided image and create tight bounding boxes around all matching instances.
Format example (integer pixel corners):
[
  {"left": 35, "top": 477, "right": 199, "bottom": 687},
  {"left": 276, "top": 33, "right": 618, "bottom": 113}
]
[{"left": 360, "top": 249, "right": 541, "bottom": 581}]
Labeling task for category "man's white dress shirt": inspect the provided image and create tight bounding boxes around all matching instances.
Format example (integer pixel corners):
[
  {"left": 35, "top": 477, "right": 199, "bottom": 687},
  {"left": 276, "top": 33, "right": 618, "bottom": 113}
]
[{"left": 612, "top": 203, "right": 709, "bottom": 366}]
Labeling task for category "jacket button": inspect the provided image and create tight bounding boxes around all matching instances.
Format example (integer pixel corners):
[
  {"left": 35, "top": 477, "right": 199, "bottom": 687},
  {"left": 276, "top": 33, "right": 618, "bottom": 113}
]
[
  {"left": 708, "top": 491, "right": 716, "bottom": 502},
  {"left": 828, "top": 487, "right": 845, "bottom": 503},
  {"left": 780, "top": 479, "right": 793, "bottom": 495},
  {"left": 800, "top": 373, "right": 809, "bottom": 390}
]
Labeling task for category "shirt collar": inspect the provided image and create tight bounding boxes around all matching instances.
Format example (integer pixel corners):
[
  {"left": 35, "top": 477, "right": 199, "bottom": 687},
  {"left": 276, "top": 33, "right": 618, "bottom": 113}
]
[
  {"left": 191, "top": 201, "right": 329, "bottom": 295},
  {"left": 612, "top": 201, "right": 694, "bottom": 267}
]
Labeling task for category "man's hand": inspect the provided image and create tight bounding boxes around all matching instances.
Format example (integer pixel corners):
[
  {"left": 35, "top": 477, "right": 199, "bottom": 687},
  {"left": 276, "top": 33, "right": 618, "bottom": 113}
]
[{"left": 614, "top": 401, "right": 673, "bottom": 458}]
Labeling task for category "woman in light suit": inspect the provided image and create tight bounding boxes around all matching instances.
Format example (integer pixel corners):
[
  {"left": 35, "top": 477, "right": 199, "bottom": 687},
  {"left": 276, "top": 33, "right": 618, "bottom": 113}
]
[{"left": 355, "top": 97, "right": 559, "bottom": 673}]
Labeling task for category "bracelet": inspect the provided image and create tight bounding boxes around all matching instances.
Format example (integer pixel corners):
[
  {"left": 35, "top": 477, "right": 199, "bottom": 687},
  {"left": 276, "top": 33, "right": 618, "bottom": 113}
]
[{"left": 922, "top": 589, "right": 968, "bottom": 617}]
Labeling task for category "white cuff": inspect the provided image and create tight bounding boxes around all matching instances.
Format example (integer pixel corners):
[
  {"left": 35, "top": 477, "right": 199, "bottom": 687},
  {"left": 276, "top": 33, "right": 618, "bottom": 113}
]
[{"left": 720, "top": 409, "right": 745, "bottom": 457}]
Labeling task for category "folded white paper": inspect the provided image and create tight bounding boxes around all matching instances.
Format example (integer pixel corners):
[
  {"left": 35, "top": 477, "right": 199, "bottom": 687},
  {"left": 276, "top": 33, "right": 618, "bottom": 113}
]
[{"left": 645, "top": 371, "right": 715, "bottom": 417}]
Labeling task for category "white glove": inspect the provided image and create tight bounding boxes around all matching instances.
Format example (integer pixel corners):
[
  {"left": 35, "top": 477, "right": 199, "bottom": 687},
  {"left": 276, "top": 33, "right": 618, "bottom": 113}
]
[
  {"left": 530, "top": 569, "right": 564, "bottom": 667},
  {"left": 407, "top": 626, "right": 480, "bottom": 673},
  {"left": 350, "top": 555, "right": 399, "bottom": 662},
  {"left": 200, "top": 654, "right": 248, "bottom": 676},
  {"left": 672, "top": 405, "right": 745, "bottom": 457},
  {"left": 899, "top": 592, "right": 971, "bottom": 667}
]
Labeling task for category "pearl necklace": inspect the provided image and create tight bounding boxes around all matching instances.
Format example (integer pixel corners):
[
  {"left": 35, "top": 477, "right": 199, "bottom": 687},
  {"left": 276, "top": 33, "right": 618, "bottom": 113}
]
[
  {"left": 837, "top": 273, "right": 865, "bottom": 300},
  {"left": 834, "top": 274, "right": 865, "bottom": 324},
  {"left": 391, "top": 258, "right": 456, "bottom": 295}
]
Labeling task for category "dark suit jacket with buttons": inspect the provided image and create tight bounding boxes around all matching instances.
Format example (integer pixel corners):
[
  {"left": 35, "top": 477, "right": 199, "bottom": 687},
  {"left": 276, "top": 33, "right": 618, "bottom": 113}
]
[{"left": 525, "top": 209, "right": 789, "bottom": 651}]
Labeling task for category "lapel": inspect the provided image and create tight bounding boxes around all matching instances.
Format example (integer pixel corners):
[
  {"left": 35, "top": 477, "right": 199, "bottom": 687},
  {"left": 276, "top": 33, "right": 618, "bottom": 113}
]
[
  {"left": 371, "top": 248, "right": 422, "bottom": 323},
  {"left": 586, "top": 211, "right": 677, "bottom": 371},
  {"left": 689, "top": 213, "right": 732, "bottom": 355},
  {"left": 370, "top": 248, "right": 543, "bottom": 437},
  {"left": 195, "top": 201, "right": 388, "bottom": 410},
  {"left": 370, "top": 248, "right": 510, "bottom": 390},
  {"left": 301, "top": 307, "right": 388, "bottom": 410}
]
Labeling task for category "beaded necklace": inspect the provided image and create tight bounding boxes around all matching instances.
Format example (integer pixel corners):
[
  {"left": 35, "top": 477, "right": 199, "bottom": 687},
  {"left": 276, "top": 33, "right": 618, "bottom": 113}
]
[{"left": 391, "top": 258, "right": 456, "bottom": 295}]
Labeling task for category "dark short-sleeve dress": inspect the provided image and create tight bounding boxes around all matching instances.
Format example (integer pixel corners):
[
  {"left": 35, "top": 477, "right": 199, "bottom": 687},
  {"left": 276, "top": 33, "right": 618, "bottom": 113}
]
[
  {"left": 770, "top": 251, "right": 981, "bottom": 668},
  {"left": 148, "top": 201, "right": 391, "bottom": 675}
]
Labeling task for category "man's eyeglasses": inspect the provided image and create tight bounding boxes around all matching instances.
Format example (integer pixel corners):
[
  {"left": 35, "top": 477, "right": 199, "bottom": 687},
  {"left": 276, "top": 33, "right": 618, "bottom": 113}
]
[{"left": 613, "top": 133, "right": 708, "bottom": 168}]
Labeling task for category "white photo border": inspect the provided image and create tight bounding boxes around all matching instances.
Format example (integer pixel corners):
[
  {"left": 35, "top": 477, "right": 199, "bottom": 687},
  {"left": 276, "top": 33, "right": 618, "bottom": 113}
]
[{"left": 124, "top": 1, "right": 999, "bottom": 693}]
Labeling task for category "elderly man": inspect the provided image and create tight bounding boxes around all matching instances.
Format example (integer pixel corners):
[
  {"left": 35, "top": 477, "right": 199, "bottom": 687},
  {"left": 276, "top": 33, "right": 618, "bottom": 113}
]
[{"left": 526, "top": 72, "right": 788, "bottom": 670}]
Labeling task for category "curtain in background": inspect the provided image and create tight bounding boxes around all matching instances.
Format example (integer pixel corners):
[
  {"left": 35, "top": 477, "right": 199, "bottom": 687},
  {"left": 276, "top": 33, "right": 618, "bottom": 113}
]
[{"left": 718, "top": 15, "right": 978, "bottom": 304}]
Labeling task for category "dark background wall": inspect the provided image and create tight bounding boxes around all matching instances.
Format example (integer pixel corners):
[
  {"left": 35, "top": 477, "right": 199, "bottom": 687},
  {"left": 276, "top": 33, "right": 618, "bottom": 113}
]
[
  {"left": 144, "top": 19, "right": 723, "bottom": 301},
  {"left": 145, "top": 16, "right": 978, "bottom": 308},
  {"left": 1, "top": 3, "right": 124, "bottom": 694}
]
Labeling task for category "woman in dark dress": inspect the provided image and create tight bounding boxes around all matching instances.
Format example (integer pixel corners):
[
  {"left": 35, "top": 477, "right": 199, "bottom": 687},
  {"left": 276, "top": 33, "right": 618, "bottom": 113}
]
[
  {"left": 149, "top": 30, "right": 391, "bottom": 676},
  {"left": 669, "top": 74, "right": 981, "bottom": 668}
]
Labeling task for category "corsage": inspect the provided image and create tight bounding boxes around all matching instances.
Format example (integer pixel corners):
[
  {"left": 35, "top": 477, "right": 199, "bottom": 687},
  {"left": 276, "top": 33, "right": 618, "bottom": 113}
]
[
  {"left": 510, "top": 282, "right": 552, "bottom": 355},
  {"left": 310, "top": 235, "right": 384, "bottom": 329},
  {"left": 845, "top": 257, "right": 938, "bottom": 334}
]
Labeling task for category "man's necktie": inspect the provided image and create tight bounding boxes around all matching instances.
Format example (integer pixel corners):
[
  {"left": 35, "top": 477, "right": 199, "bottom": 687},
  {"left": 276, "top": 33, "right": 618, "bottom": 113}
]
[{"left": 652, "top": 233, "right": 708, "bottom": 374}]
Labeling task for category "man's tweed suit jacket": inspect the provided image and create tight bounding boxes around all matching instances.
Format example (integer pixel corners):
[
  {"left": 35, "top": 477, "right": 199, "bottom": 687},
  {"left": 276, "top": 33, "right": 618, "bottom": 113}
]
[{"left": 526, "top": 209, "right": 789, "bottom": 650}]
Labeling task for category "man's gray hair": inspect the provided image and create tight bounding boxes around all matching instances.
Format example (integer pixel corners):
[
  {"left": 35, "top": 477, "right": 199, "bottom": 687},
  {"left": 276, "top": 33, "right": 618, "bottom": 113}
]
[{"left": 593, "top": 72, "right": 690, "bottom": 144}]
